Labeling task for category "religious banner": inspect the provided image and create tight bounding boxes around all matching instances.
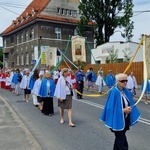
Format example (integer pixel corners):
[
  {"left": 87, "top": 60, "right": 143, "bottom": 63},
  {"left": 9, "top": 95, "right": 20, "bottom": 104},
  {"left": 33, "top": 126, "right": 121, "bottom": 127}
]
[
  {"left": 71, "top": 36, "right": 86, "bottom": 62},
  {"left": 145, "top": 35, "right": 150, "bottom": 78},
  {"left": 45, "top": 47, "right": 57, "bottom": 67}
]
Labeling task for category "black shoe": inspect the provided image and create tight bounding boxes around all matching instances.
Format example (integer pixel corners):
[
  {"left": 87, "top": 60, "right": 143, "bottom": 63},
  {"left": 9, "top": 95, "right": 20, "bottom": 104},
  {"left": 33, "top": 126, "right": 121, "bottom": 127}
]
[
  {"left": 77, "top": 97, "right": 80, "bottom": 99},
  {"left": 80, "top": 97, "right": 83, "bottom": 99}
]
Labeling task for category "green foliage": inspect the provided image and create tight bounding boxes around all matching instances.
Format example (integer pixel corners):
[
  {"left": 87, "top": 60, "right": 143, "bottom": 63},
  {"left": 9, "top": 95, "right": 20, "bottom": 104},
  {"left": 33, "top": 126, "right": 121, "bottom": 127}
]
[
  {"left": 78, "top": 0, "right": 134, "bottom": 46},
  {"left": 106, "top": 46, "right": 118, "bottom": 63},
  {"left": 122, "top": 47, "right": 132, "bottom": 62},
  {"left": 73, "top": 60, "right": 86, "bottom": 70},
  {"left": 0, "top": 61, "right": 3, "bottom": 68}
]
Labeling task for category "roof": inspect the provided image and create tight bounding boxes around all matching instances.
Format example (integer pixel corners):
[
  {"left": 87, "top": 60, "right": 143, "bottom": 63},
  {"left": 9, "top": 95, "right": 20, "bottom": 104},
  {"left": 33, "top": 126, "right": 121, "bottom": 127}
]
[{"left": 1, "top": 0, "right": 80, "bottom": 36}]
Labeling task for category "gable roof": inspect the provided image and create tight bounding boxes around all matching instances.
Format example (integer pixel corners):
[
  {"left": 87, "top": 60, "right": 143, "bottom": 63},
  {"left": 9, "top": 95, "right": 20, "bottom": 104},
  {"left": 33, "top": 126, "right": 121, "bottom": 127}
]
[{"left": 1, "top": 0, "right": 80, "bottom": 36}]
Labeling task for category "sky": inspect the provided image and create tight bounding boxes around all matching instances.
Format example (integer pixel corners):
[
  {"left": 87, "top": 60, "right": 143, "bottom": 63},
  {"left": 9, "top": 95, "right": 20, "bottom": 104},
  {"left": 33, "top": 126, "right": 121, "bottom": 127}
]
[{"left": 0, "top": 0, "right": 150, "bottom": 46}]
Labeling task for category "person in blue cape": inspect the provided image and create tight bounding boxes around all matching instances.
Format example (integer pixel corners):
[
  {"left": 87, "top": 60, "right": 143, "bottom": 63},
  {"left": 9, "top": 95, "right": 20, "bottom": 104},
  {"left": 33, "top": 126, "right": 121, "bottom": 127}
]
[
  {"left": 140, "top": 80, "right": 150, "bottom": 104},
  {"left": 105, "top": 70, "right": 116, "bottom": 89},
  {"left": 100, "top": 73, "right": 140, "bottom": 150},
  {"left": 39, "top": 71, "right": 55, "bottom": 116},
  {"left": 86, "top": 67, "right": 97, "bottom": 92},
  {"left": 12, "top": 68, "right": 22, "bottom": 95}
]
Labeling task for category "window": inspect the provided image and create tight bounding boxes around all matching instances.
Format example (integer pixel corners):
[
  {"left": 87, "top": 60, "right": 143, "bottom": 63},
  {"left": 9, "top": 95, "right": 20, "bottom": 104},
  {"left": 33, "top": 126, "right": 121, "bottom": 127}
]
[
  {"left": 62, "top": 8, "right": 65, "bottom": 15},
  {"left": 21, "top": 32, "right": 23, "bottom": 43},
  {"left": 31, "top": 52, "right": 34, "bottom": 61},
  {"left": 70, "top": 10, "right": 74, "bottom": 16},
  {"left": 57, "top": 7, "right": 61, "bottom": 14},
  {"left": 16, "top": 55, "right": 19, "bottom": 65},
  {"left": 25, "top": 30, "right": 28, "bottom": 41},
  {"left": 74, "top": 28, "right": 78, "bottom": 36},
  {"left": 10, "top": 36, "right": 14, "bottom": 44},
  {"left": 11, "top": 48, "right": 14, "bottom": 55},
  {"left": 73, "top": 10, "right": 77, "bottom": 17},
  {"left": 26, "top": 53, "right": 29, "bottom": 65},
  {"left": 55, "top": 28, "right": 61, "bottom": 39},
  {"left": 16, "top": 34, "right": 19, "bottom": 44},
  {"left": 4, "top": 39, "right": 6, "bottom": 47},
  {"left": 31, "top": 28, "right": 34, "bottom": 39},
  {"left": 66, "top": 9, "right": 69, "bottom": 16},
  {"left": 21, "top": 54, "right": 24, "bottom": 65}
]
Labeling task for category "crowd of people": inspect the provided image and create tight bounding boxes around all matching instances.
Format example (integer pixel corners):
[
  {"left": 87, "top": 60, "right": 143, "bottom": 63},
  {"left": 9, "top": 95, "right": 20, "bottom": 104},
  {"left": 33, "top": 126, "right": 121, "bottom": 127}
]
[{"left": 0, "top": 66, "right": 149, "bottom": 149}]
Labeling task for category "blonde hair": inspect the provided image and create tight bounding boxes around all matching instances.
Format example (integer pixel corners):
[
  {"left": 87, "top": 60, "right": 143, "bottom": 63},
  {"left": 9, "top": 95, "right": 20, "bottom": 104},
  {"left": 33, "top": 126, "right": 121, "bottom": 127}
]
[
  {"left": 115, "top": 73, "right": 127, "bottom": 82},
  {"left": 61, "top": 68, "right": 68, "bottom": 76}
]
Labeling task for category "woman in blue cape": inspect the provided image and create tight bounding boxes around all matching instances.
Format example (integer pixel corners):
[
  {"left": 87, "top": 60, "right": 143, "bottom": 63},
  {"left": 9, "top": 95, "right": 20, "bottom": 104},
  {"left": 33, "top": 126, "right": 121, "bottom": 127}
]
[
  {"left": 39, "top": 71, "right": 55, "bottom": 116},
  {"left": 86, "top": 68, "right": 97, "bottom": 92},
  {"left": 100, "top": 73, "right": 140, "bottom": 150}
]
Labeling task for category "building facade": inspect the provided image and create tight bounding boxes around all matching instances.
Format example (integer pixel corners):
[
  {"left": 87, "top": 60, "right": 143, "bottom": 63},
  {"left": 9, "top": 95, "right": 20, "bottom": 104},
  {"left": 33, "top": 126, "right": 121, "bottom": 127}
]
[
  {"left": 1, "top": 0, "right": 94, "bottom": 69},
  {"left": 91, "top": 41, "right": 143, "bottom": 64}
]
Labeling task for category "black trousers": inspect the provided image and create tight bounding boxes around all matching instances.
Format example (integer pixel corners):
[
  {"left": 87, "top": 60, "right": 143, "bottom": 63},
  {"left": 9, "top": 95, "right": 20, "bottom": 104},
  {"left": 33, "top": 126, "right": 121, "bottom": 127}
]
[
  {"left": 113, "top": 130, "right": 128, "bottom": 150},
  {"left": 77, "top": 81, "right": 84, "bottom": 98}
]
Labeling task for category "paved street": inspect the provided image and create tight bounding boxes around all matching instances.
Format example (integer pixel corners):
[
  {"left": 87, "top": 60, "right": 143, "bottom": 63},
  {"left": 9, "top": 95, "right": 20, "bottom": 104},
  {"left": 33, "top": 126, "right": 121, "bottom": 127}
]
[{"left": 0, "top": 86, "right": 150, "bottom": 150}]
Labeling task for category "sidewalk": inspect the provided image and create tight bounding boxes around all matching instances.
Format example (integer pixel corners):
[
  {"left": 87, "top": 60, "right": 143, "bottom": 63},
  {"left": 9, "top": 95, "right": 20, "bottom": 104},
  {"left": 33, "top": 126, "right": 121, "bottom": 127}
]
[{"left": 0, "top": 95, "right": 42, "bottom": 150}]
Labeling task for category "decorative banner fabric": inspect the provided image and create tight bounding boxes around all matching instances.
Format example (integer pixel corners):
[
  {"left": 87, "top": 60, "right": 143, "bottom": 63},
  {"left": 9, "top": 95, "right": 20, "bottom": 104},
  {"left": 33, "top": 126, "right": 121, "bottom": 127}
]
[{"left": 71, "top": 36, "right": 86, "bottom": 62}]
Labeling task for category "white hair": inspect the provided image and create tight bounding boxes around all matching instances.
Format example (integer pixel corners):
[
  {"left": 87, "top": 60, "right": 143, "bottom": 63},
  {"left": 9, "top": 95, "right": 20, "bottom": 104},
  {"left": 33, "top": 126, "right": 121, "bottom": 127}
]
[{"left": 115, "top": 73, "right": 127, "bottom": 81}]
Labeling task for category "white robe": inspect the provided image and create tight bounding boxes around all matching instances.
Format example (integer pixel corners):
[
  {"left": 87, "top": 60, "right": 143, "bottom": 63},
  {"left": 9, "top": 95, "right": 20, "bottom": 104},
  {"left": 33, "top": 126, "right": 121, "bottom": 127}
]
[
  {"left": 95, "top": 75, "right": 106, "bottom": 86},
  {"left": 54, "top": 76, "right": 72, "bottom": 100},
  {"left": 20, "top": 74, "right": 31, "bottom": 89},
  {"left": 32, "top": 78, "right": 42, "bottom": 96},
  {"left": 126, "top": 76, "right": 138, "bottom": 89}
]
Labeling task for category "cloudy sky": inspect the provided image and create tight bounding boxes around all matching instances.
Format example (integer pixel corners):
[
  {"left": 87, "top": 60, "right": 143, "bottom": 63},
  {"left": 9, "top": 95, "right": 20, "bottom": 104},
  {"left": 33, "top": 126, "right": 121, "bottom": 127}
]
[{"left": 0, "top": 0, "right": 150, "bottom": 46}]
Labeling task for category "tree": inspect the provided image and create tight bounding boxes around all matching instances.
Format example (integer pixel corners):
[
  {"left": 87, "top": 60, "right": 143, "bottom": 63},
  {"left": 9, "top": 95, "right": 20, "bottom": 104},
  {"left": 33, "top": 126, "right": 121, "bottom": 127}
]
[
  {"left": 78, "top": 0, "right": 134, "bottom": 46},
  {"left": 122, "top": 47, "right": 132, "bottom": 62},
  {"left": 106, "top": 46, "right": 118, "bottom": 63}
]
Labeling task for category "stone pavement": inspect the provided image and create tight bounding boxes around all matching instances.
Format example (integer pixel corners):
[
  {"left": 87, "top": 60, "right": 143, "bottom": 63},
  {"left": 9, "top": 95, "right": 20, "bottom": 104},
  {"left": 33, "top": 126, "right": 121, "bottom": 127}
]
[{"left": 0, "top": 95, "right": 42, "bottom": 150}]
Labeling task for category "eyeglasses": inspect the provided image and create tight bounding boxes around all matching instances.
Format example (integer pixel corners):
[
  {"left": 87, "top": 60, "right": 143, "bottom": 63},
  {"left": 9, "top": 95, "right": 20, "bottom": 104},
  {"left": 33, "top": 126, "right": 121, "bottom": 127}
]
[{"left": 119, "top": 80, "right": 128, "bottom": 83}]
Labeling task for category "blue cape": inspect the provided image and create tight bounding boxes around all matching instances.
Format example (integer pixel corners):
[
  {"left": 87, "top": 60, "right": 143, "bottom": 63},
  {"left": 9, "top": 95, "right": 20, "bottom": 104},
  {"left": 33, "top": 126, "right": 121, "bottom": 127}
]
[
  {"left": 12, "top": 73, "right": 22, "bottom": 84},
  {"left": 140, "top": 80, "right": 150, "bottom": 92},
  {"left": 100, "top": 86, "right": 140, "bottom": 131},
  {"left": 39, "top": 78, "right": 55, "bottom": 97},
  {"left": 28, "top": 76, "right": 36, "bottom": 90},
  {"left": 105, "top": 74, "right": 116, "bottom": 87}
]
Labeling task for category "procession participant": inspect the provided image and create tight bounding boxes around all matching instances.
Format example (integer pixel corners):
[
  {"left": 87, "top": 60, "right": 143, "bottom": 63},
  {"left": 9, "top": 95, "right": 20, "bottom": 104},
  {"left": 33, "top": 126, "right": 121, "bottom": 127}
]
[
  {"left": 75, "top": 66, "right": 85, "bottom": 99},
  {"left": 105, "top": 70, "right": 116, "bottom": 89},
  {"left": 10, "top": 69, "right": 15, "bottom": 92},
  {"left": 54, "top": 68, "right": 75, "bottom": 127},
  {"left": 39, "top": 71, "right": 55, "bottom": 116},
  {"left": 86, "top": 68, "right": 97, "bottom": 92},
  {"left": 100, "top": 73, "right": 140, "bottom": 150},
  {"left": 5, "top": 71, "right": 11, "bottom": 90},
  {"left": 20, "top": 70, "right": 31, "bottom": 102},
  {"left": 126, "top": 72, "right": 138, "bottom": 96},
  {"left": 32, "top": 71, "right": 43, "bottom": 110},
  {"left": 68, "top": 69, "right": 77, "bottom": 99},
  {"left": 95, "top": 72, "right": 106, "bottom": 94},
  {"left": 28, "top": 69, "right": 39, "bottom": 107},
  {"left": 12, "top": 69, "right": 22, "bottom": 95},
  {"left": 53, "top": 68, "right": 60, "bottom": 84},
  {"left": 140, "top": 80, "right": 150, "bottom": 105}
]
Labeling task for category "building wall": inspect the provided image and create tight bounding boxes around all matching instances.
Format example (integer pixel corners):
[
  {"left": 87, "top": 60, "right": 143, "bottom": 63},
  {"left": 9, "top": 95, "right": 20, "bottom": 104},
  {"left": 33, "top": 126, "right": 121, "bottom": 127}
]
[
  {"left": 91, "top": 42, "right": 143, "bottom": 64},
  {"left": 3, "top": 20, "right": 94, "bottom": 69}
]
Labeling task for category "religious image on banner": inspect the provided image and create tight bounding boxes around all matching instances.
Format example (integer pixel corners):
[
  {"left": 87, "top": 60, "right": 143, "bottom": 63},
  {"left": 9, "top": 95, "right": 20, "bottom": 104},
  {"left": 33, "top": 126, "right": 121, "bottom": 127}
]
[
  {"left": 71, "top": 36, "right": 86, "bottom": 62},
  {"left": 45, "top": 47, "right": 57, "bottom": 67}
]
